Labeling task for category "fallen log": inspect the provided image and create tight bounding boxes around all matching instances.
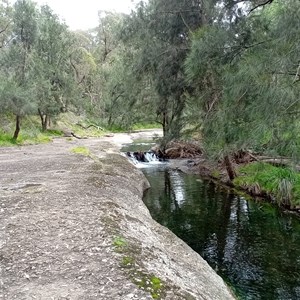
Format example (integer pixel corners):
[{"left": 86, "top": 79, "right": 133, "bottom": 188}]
[
  {"left": 76, "top": 123, "right": 104, "bottom": 131},
  {"left": 63, "top": 130, "right": 87, "bottom": 139}
]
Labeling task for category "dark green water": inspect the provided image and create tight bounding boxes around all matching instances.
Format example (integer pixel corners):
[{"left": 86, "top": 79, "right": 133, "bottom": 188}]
[{"left": 142, "top": 165, "right": 300, "bottom": 300}]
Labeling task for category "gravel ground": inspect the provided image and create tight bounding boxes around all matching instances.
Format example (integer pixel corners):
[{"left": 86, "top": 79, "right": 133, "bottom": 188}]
[{"left": 0, "top": 133, "right": 236, "bottom": 300}]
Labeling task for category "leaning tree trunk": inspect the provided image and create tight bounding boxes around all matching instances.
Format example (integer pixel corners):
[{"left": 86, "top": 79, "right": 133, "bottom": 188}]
[
  {"left": 224, "top": 154, "right": 236, "bottom": 181},
  {"left": 13, "top": 115, "right": 21, "bottom": 140}
]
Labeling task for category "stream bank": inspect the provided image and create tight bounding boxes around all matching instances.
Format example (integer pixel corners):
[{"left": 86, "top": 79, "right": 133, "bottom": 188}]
[
  {"left": 126, "top": 137, "right": 300, "bottom": 299},
  {"left": 165, "top": 149, "right": 300, "bottom": 214},
  {"left": 0, "top": 134, "right": 236, "bottom": 300}
]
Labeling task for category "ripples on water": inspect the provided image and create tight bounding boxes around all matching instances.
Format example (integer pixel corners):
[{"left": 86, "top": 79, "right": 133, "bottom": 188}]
[{"left": 142, "top": 166, "right": 300, "bottom": 300}]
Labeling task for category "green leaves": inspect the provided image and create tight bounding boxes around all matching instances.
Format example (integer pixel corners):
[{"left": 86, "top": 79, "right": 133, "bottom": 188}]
[
  {"left": 0, "top": 1, "right": 78, "bottom": 136},
  {"left": 13, "top": 0, "right": 38, "bottom": 50},
  {"left": 185, "top": 0, "right": 300, "bottom": 160},
  {"left": 35, "top": 4, "right": 76, "bottom": 127},
  {"left": 120, "top": 0, "right": 205, "bottom": 139}
]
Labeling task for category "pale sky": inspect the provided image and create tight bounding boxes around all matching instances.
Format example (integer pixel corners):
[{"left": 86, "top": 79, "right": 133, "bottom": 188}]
[{"left": 13, "top": 0, "right": 140, "bottom": 30}]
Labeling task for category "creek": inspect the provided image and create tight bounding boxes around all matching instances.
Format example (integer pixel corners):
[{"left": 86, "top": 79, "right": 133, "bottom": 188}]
[{"left": 122, "top": 140, "right": 300, "bottom": 300}]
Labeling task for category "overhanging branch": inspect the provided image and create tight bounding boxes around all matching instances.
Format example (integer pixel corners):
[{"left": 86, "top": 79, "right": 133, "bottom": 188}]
[
  {"left": 293, "top": 63, "right": 300, "bottom": 83},
  {"left": 249, "top": 0, "right": 274, "bottom": 14}
]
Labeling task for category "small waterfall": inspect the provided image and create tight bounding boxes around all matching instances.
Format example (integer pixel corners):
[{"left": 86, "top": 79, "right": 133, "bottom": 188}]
[
  {"left": 125, "top": 151, "right": 163, "bottom": 168},
  {"left": 144, "top": 152, "right": 158, "bottom": 162}
]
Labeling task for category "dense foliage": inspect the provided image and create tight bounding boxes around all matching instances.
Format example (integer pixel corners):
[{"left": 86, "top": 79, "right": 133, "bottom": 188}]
[
  {"left": 1, "top": 0, "right": 299, "bottom": 166},
  {"left": 185, "top": 0, "right": 300, "bottom": 161}
]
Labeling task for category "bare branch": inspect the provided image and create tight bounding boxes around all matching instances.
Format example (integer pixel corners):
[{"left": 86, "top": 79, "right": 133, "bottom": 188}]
[
  {"left": 273, "top": 71, "right": 298, "bottom": 76},
  {"left": 180, "top": 12, "right": 192, "bottom": 33},
  {"left": 0, "top": 21, "right": 11, "bottom": 35},
  {"left": 154, "top": 10, "right": 200, "bottom": 15},
  {"left": 0, "top": 21, "right": 12, "bottom": 48},
  {"left": 293, "top": 63, "right": 300, "bottom": 84},
  {"left": 229, "top": 39, "right": 272, "bottom": 63},
  {"left": 249, "top": 0, "right": 274, "bottom": 14}
]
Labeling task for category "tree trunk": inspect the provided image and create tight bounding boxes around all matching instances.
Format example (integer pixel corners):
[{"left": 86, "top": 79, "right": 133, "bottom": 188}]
[
  {"left": 159, "top": 112, "right": 170, "bottom": 152},
  {"left": 108, "top": 113, "right": 112, "bottom": 127},
  {"left": 224, "top": 154, "right": 236, "bottom": 181},
  {"left": 38, "top": 109, "right": 48, "bottom": 131},
  {"left": 162, "top": 111, "right": 168, "bottom": 138},
  {"left": 13, "top": 115, "right": 21, "bottom": 140},
  {"left": 43, "top": 115, "right": 48, "bottom": 131}
]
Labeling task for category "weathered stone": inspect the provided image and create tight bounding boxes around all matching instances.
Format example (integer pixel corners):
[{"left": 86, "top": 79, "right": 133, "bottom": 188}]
[{"left": 0, "top": 133, "right": 236, "bottom": 300}]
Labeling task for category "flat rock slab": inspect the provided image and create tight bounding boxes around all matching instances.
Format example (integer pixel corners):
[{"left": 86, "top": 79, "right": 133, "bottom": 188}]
[{"left": 0, "top": 135, "right": 236, "bottom": 300}]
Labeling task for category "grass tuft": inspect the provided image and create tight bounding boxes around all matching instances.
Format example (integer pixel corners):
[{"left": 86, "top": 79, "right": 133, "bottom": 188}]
[
  {"left": 0, "top": 132, "right": 17, "bottom": 146},
  {"left": 234, "top": 162, "right": 300, "bottom": 207},
  {"left": 70, "top": 146, "right": 90, "bottom": 156},
  {"left": 132, "top": 123, "right": 161, "bottom": 130},
  {"left": 0, "top": 129, "right": 61, "bottom": 146}
]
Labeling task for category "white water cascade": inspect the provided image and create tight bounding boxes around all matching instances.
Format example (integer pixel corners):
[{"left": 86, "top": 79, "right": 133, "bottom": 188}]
[{"left": 125, "top": 151, "right": 164, "bottom": 168}]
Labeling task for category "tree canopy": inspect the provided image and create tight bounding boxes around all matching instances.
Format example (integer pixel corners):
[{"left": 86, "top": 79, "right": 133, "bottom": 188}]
[{"left": 0, "top": 0, "right": 299, "bottom": 169}]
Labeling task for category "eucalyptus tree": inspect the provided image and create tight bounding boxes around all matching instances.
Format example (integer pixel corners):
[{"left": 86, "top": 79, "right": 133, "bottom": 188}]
[
  {"left": 68, "top": 12, "right": 122, "bottom": 120},
  {"left": 100, "top": 43, "right": 159, "bottom": 129},
  {"left": 70, "top": 30, "right": 96, "bottom": 84},
  {"left": 34, "top": 5, "right": 78, "bottom": 131},
  {"left": 121, "top": 0, "right": 205, "bottom": 144},
  {"left": 185, "top": 0, "right": 300, "bottom": 178},
  {"left": 92, "top": 11, "right": 125, "bottom": 122},
  {"left": 0, "top": 0, "right": 38, "bottom": 139},
  {"left": 0, "top": 0, "right": 12, "bottom": 112},
  {"left": 96, "top": 11, "right": 124, "bottom": 62},
  {"left": 0, "top": 0, "right": 12, "bottom": 49},
  {"left": 67, "top": 29, "right": 98, "bottom": 119},
  {"left": 77, "top": 11, "right": 146, "bottom": 128}
]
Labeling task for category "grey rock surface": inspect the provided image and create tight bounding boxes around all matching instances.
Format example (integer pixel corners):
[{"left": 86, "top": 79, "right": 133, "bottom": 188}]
[{"left": 0, "top": 134, "right": 236, "bottom": 300}]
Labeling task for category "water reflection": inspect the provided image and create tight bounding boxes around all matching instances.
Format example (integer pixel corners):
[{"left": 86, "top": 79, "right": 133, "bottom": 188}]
[{"left": 142, "top": 167, "right": 300, "bottom": 300}]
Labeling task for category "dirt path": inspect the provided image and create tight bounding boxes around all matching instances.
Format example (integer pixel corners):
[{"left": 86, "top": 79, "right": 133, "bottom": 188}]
[{"left": 0, "top": 133, "right": 236, "bottom": 300}]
